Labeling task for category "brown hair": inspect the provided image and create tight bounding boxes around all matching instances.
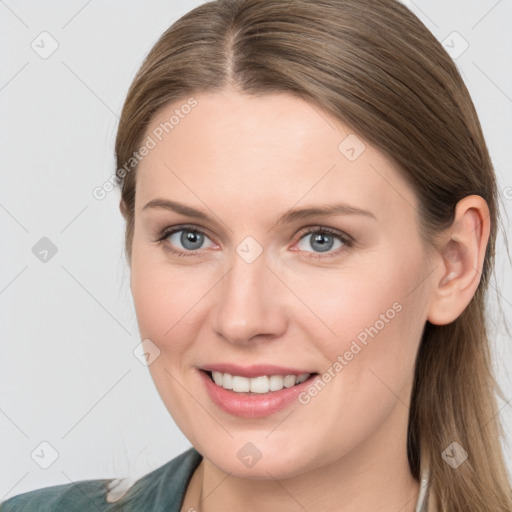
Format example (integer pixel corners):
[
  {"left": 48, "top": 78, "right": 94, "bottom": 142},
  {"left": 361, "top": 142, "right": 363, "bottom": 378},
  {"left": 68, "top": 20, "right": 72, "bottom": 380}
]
[{"left": 114, "top": 0, "right": 512, "bottom": 510}]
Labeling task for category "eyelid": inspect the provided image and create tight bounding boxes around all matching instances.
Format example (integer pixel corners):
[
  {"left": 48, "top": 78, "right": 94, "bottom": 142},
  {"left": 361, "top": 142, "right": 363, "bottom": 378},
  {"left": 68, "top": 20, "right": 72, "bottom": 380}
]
[
  {"left": 295, "top": 225, "right": 354, "bottom": 243},
  {"left": 158, "top": 224, "right": 215, "bottom": 243}
]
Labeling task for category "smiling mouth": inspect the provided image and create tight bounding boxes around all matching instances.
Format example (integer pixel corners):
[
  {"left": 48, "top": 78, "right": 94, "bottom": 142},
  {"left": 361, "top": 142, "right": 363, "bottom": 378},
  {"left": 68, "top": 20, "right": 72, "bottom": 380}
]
[{"left": 204, "top": 370, "right": 318, "bottom": 394}]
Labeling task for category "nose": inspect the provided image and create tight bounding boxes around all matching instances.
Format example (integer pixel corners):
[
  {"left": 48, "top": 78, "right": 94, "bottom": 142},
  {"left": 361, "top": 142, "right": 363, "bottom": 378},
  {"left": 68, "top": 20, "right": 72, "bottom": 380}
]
[{"left": 211, "top": 246, "right": 288, "bottom": 346}]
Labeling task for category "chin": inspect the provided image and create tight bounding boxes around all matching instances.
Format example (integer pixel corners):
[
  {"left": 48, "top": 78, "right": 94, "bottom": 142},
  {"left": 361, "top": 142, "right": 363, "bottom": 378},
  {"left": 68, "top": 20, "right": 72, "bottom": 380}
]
[{"left": 196, "top": 436, "right": 323, "bottom": 480}]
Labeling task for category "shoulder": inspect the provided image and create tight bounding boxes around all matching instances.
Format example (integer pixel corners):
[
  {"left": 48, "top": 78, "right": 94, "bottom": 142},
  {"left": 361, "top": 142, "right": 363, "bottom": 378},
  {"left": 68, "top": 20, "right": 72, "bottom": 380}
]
[
  {"left": 0, "top": 478, "right": 110, "bottom": 512},
  {"left": 0, "top": 447, "right": 203, "bottom": 512},
  {"left": 111, "top": 445, "right": 202, "bottom": 509}
]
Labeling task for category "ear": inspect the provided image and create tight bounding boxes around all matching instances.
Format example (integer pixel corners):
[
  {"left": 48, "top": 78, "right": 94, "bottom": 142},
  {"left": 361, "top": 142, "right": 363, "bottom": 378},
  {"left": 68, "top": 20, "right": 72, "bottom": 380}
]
[
  {"left": 427, "top": 195, "right": 490, "bottom": 325},
  {"left": 119, "top": 199, "right": 128, "bottom": 219}
]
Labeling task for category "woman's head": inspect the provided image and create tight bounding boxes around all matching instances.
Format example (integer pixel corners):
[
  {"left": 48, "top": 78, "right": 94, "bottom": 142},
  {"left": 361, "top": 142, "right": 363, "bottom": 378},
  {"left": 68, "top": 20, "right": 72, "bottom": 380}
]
[{"left": 115, "top": 0, "right": 511, "bottom": 509}]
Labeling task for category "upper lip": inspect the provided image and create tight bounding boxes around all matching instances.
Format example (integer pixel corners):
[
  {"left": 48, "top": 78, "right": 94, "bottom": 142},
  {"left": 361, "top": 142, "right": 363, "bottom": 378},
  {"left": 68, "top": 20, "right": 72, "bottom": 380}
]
[{"left": 200, "top": 363, "right": 315, "bottom": 378}]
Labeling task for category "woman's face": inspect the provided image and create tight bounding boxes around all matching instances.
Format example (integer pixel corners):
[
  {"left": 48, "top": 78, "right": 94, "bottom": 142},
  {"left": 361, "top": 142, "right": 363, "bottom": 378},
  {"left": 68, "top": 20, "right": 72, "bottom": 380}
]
[{"left": 130, "top": 89, "right": 435, "bottom": 479}]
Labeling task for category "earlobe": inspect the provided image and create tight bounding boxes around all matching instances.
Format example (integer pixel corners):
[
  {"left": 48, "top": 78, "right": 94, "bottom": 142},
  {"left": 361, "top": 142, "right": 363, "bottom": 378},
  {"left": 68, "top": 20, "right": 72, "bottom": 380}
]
[{"left": 427, "top": 195, "right": 490, "bottom": 326}]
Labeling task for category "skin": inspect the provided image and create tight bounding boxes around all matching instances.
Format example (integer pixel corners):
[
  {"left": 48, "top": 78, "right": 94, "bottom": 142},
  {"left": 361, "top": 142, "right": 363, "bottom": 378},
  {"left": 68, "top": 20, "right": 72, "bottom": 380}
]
[{"left": 123, "top": 87, "right": 490, "bottom": 512}]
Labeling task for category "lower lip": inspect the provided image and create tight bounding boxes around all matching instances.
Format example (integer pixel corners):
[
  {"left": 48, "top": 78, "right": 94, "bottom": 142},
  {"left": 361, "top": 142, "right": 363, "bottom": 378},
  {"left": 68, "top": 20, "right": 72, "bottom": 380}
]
[{"left": 199, "top": 370, "right": 318, "bottom": 419}]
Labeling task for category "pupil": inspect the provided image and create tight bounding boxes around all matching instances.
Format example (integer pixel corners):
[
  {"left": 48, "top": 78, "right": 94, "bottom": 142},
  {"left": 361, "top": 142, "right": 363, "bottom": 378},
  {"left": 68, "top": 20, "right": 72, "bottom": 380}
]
[
  {"left": 312, "top": 233, "right": 333, "bottom": 252},
  {"left": 182, "top": 230, "right": 203, "bottom": 250}
]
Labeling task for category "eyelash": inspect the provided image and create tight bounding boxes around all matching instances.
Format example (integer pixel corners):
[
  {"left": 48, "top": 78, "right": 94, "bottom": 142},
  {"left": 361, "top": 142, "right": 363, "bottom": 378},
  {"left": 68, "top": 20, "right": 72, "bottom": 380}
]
[{"left": 155, "top": 224, "right": 354, "bottom": 261}]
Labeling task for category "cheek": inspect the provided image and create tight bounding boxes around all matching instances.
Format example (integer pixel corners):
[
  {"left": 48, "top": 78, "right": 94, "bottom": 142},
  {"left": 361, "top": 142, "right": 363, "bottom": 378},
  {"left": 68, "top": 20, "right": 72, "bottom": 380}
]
[
  {"left": 130, "top": 249, "right": 215, "bottom": 442},
  {"left": 131, "top": 261, "right": 210, "bottom": 350},
  {"left": 290, "top": 248, "right": 428, "bottom": 401},
  {"left": 290, "top": 262, "right": 417, "bottom": 349}
]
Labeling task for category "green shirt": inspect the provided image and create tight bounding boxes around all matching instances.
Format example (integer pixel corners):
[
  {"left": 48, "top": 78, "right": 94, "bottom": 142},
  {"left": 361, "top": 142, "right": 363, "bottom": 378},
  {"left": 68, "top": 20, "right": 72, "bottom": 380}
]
[
  {"left": 0, "top": 447, "right": 203, "bottom": 511},
  {"left": 1, "top": 448, "right": 428, "bottom": 511}
]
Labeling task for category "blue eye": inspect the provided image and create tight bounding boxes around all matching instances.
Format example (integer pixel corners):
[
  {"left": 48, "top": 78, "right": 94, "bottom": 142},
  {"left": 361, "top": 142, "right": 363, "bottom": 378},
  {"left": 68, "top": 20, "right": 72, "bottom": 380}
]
[
  {"left": 297, "top": 230, "right": 345, "bottom": 253},
  {"left": 165, "top": 228, "right": 213, "bottom": 252},
  {"left": 298, "top": 228, "right": 349, "bottom": 253}
]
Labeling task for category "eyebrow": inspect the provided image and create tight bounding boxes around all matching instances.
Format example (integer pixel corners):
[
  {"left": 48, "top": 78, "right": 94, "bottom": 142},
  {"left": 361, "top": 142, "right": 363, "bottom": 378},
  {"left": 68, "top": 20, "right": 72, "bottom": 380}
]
[{"left": 142, "top": 199, "right": 376, "bottom": 226}]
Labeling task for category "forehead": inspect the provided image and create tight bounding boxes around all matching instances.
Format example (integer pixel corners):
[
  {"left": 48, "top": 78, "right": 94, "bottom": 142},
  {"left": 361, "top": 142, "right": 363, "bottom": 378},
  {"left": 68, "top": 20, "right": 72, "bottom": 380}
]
[{"left": 135, "top": 90, "right": 419, "bottom": 223}]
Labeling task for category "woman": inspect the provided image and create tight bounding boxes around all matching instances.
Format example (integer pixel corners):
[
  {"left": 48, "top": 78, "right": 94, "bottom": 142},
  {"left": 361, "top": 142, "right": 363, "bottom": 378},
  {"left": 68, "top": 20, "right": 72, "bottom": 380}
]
[{"left": 2, "top": 0, "right": 510, "bottom": 511}]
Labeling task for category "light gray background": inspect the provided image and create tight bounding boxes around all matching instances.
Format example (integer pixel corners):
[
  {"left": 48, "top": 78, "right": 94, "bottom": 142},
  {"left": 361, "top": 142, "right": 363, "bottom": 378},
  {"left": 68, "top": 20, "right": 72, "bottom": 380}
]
[{"left": 1, "top": 0, "right": 511, "bottom": 498}]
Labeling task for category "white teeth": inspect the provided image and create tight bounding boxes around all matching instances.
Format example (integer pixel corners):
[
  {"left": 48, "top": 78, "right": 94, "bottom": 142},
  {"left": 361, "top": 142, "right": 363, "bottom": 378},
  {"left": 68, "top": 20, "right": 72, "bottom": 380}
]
[
  {"left": 232, "top": 375, "right": 250, "bottom": 392},
  {"left": 295, "top": 373, "right": 310, "bottom": 384},
  {"left": 283, "top": 375, "right": 296, "bottom": 388},
  {"left": 269, "top": 375, "right": 284, "bottom": 391},
  {"left": 212, "top": 371, "right": 223, "bottom": 386},
  {"left": 222, "top": 372, "right": 233, "bottom": 390},
  {"left": 249, "top": 376, "right": 269, "bottom": 393},
  {"left": 209, "top": 371, "right": 311, "bottom": 393}
]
